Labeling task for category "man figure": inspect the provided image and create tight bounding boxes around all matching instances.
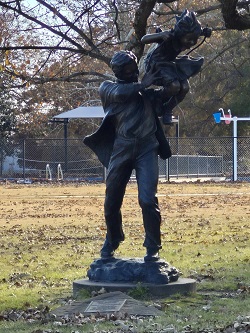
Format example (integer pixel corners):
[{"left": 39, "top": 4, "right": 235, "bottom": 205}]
[{"left": 84, "top": 50, "right": 171, "bottom": 261}]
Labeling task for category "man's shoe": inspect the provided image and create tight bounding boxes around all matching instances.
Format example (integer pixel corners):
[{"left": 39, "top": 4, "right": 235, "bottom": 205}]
[
  {"left": 144, "top": 248, "right": 160, "bottom": 262},
  {"left": 100, "top": 239, "right": 119, "bottom": 259}
]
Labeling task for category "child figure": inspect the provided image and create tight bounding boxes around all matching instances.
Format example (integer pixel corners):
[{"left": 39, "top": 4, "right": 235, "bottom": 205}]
[{"left": 141, "top": 9, "right": 211, "bottom": 124}]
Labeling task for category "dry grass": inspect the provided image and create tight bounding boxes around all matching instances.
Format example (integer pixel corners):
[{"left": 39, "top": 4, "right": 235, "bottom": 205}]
[{"left": 0, "top": 181, "right": 249, "bottom": 307}]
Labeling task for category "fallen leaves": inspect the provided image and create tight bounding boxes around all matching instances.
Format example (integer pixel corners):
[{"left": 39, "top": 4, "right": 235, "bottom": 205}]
[{"left": 0, "top": 182, "right": 249, "bottom": 331}]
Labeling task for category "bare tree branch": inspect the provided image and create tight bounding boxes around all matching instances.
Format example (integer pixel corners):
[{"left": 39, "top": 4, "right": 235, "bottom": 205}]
[
  {"left": 154, "top": 4, "right": 222, "bottom": 17},
  {"left": 36, "top": 0, "right": 101, "bottom": 53},
  {"left": 126, "top": 0, "right": 156, "bottom": 59},
  {"left": 112, "top": 0, "right": 121, "bottom": 40},
  {"left": 0, "top": 0, "right": 110, "bottom": 64},
  {"left": 1, "top": 69, "right": 108, "bottom": 89},
  {"left": 1, "top": 0, "right": 250, "bottom": 89},
  {"left": 220, "top": 0, "right": 250, "bottom": 29},
  {"left": 202, "top": 36, "right": 248, "bottom": 70}
]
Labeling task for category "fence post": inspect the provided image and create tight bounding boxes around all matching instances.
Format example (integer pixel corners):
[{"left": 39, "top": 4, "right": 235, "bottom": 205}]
[
  {"left": 64, "top": 119, "right": 68, "bottom": 172},
  {"left": 103, "top": 166, "right": 107, "bottom": 183},
  {"left": 167, "top": 158, "right": 170, "bottom": 181},
  {"left": 233, "top": 118, "right": 238, "bottom": 181},
  {"left": 0, "top": 141, "right": 3, "bottom": 176},
  {"left": 22, "top": 139, "right": 26, "bottom": 180}
]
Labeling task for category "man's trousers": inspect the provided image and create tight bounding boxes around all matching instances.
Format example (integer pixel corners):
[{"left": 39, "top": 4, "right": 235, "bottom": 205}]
[{"left": 104, "top": 134, "right": 162, "bottom": 252}]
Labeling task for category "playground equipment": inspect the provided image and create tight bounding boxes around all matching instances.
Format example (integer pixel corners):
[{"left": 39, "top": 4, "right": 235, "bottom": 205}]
[
  {"left": 213, "top": 108, "right": 250, "bottom": 181},
  {"left": 57, "top": 163, "right": 63, "bottom": 180},
  {"left": 45, "top": 164, "right": 52, "bottom": 181},
  {"left": 45, "top": 164, "right": 64, "bottom": 181}
]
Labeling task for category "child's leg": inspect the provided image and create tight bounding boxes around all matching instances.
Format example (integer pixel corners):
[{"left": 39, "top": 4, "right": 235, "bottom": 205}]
[
  {"left": 162, "top": 80, "right": 180, "bottom": 125},
  {"left": 162, "top": 79, "right": 190, "bottom": 125},
  {"left": 176, "top": 79, "right": 190, "bottom": 103},
  {"left": 162, "top": 98, "right": 175, "bottom": 125}
]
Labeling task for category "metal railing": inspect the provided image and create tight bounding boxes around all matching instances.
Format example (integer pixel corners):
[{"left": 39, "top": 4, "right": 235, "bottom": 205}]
[{"left": 0, "top": 137, "right": 249, "bottom": 182}]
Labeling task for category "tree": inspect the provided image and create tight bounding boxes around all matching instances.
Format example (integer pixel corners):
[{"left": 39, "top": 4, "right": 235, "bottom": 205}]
[
  {"left": 0, "top": 0, "right": 249, "bottom": 87},
  {"left": 0, "top": 88, "right": 15, "bottom": 138},
  {"left": 220, "top": 0, "right": 250, "bottom": 30},
  {"left": 0, "top": 0, "right": 249, "bottom": 138}
]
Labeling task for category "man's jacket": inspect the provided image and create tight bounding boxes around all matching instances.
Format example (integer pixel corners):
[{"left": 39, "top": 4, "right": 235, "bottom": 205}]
[{"left": 84, "top": 81, "right": 172, "bottom": 168}]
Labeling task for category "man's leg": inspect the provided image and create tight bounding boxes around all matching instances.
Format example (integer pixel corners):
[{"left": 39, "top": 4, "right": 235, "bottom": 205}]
[
  {"left": 136, "top": 141, "right": 162, "bottom": 261},
  {"left": 101, "top": 139, "right": 133, "bottom": 258}
]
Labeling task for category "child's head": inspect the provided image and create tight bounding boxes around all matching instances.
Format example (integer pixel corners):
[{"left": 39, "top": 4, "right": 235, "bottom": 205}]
[
  {"left": 172, "top": 9, "right": 202, "bottom": 50},
  {"left": 173, "top": 9, "right": 202, "bottom": 39}
]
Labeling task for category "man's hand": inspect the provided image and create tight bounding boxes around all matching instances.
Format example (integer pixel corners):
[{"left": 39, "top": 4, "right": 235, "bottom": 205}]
[{"left": 141, "top": 64, "right": 161, "bottom": 88}]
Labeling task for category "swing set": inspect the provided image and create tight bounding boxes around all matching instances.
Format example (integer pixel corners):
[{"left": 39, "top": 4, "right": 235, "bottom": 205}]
[{"left": 213, "top": 108, "right": 250, "bottom": 181}]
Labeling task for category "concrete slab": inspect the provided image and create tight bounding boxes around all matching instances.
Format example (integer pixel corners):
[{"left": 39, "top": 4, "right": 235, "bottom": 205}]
[
  {"left": 73, "top": 277, "right": 196, "bottom": 297},
  {"left": 52, "top": 291, "right": 164, "bottom": 317}
]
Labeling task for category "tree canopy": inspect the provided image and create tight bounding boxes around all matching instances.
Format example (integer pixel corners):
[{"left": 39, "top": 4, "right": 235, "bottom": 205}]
[{"left": 0, "top": 0, "right": 250, "bottom": 138}]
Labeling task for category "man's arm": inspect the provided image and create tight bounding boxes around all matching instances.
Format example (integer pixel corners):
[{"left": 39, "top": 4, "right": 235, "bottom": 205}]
[
  {"left": 140, "top": 63, "right": 163, "bottom": 89},
  {"left": 147, "top": 87, "right": 172, "bottom": 117},
  {"left": 99, "top": 80, "right": 146, "bottom": 105},
  {"left": 99, "top": 65, "right": 163, "bottom": 106}
]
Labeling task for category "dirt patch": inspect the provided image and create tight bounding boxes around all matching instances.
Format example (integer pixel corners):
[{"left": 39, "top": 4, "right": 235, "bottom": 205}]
[{"left": 1, "top": 181, "right": 249, "bottom": 228}]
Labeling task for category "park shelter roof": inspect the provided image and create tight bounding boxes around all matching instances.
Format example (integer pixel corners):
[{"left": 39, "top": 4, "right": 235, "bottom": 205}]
[{"left": 53, "top": 106, "right": 105, "bottom": 119}]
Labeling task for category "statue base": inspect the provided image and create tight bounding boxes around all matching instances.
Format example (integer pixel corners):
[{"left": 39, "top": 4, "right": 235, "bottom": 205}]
[
  {"left": 73, "top": 278, "right": 196, "bottom": 297},
  {"left": 73, "top": 257, "right": 196, "bottom": 297},
  {"left": 87, "top": 257, "right": 179, "bottom": 284}
]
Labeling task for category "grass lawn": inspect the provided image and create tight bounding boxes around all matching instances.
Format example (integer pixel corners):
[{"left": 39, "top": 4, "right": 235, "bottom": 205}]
[{"left": 0, "top": 181, "right": 249, "bottom": 332}]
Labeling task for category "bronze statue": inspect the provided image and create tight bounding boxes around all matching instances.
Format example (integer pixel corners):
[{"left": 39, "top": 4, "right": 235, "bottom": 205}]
[
  {"left": 84, "top": 50, "right": 172, "bottom": 262},
  {"left": 141, "top": 9, "right": 212, "bottom": 124}
]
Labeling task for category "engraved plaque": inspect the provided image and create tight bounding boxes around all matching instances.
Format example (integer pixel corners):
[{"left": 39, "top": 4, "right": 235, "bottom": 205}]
[{"left": 84, "top": 299, "right": 126, "bottom": 313}]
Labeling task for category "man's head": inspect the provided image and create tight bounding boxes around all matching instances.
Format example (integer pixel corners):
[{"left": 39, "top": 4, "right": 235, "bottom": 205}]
[{"left": 110, "top": 50, "right": 139, "bottom": 82}]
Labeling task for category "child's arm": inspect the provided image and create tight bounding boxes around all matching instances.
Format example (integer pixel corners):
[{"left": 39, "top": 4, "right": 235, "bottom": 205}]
[{"left": 141, "top": 30, "right": 171, "bottom": 44}]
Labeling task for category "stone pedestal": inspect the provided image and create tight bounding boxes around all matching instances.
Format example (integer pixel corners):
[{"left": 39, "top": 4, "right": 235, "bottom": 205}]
[
  {"left": 87, "top": 257, "right": 179, "bottom": 284},
  {"left": 73, "top": 257, "right": 196, "bottom": 297}
]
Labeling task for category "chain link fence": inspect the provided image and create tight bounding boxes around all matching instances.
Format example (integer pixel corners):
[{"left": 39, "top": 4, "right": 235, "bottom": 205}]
[{"left": 0, "top": 137, "right": 249, "bottom": 182}]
